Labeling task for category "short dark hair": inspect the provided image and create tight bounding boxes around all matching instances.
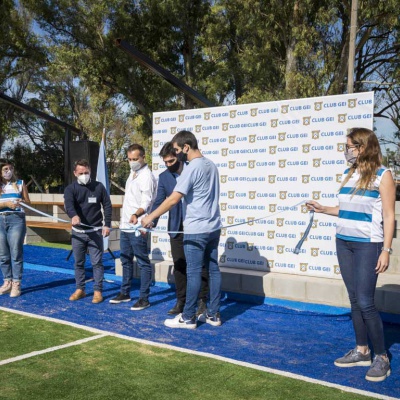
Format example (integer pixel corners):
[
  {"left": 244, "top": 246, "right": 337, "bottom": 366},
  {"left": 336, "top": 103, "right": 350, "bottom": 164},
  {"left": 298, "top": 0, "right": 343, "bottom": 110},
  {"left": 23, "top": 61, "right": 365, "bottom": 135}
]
[
  {"left": 74, "top": 159, "right": 90, "bottom": 170},
  {"left": 127, "top": 143, "right": 145, "bottom": 156},
  {"left": 171, "top": 130, "right": 198, "bottom": 150},
  {"left": 159, "top": 142, "right": 176, "bottom": 158}
]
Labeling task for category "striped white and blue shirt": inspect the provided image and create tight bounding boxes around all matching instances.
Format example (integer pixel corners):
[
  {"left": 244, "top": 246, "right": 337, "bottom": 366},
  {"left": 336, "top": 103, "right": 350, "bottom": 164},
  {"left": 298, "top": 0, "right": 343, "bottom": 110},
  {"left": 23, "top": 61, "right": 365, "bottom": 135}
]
[
  {"left": 336, "top": 167, "right": 389, "bottom": 243},
  {"left": 0, "top": 180, "right": 24, "bottom": 212}
]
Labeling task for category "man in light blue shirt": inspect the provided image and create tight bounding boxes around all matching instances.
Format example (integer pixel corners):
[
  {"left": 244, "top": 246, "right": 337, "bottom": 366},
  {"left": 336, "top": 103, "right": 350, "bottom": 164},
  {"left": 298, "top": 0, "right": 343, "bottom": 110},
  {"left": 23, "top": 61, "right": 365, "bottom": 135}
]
[{"left": 142, "top": 130, "right": 222, "bottom": 329}]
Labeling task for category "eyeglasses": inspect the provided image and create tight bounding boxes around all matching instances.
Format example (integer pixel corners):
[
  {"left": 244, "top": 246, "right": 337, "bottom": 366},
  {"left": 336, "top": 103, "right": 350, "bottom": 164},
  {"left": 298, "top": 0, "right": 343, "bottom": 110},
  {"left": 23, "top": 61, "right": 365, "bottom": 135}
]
[{"left": 345, "top": 144, "right": 359, "bottom": 151}]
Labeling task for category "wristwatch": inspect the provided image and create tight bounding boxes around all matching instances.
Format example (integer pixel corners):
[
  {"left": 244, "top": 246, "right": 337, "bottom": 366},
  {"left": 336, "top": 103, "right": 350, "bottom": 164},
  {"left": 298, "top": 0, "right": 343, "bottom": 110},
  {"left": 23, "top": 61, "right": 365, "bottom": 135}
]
[{"left": 381, "top": 247, "right": 393, "bottom": 254}]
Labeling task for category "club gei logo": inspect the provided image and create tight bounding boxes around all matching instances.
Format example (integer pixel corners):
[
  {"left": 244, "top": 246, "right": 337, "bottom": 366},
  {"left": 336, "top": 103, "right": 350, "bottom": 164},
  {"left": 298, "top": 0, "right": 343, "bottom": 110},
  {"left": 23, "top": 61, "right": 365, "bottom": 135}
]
[
  {"left": 268, "top": 259, "right": 274, "bottom": 269},
  {"left": 278, "top": 132, "right": 286, "bottom": 141},
  {"left": 220, "top": 148, "right": 228, "bottom": 157},
  {"left": 268, "top": 175, "right": 276, "bottom": 184},
  {"left": 312, "top": 191, "right": 321, "bottom": 200},
  {"left": 153, "top": 163, "right": 159, "bottom": 170},
  {"left": 247, "top": 243, "right": 254, "bottom": 251},
  {"left": 281, "top": 104, "right": 289, "bottom": 114},
  {"left": 276, "top": 218, "right": 284, "bottom": 227},
  {"left": 302, "top": 175, "right": 310, "bottom": 184},
  {"left": 227, "top": 240, "right": 235, "bottom": 250},
  {"left": 251, "top": 108, "right": 258, "bottom": 117},
  {"left": 271, "top": 119, "right": 278, "bottom": 128},
  {"left": 334, "top": 264, "right": 341, "bottom": 274},
  {"left": 229, "top": 161, "right": 236, "bottom": 169},
  {"left": 220, "top": 175, "right": 227, "bottom": 184},
  {"left": 277, "top": 245, "right": 285, "bottom": 254},
  {"left": 312, "top": 130, "right": 320, "bottom": 140},
  {"left": 314, "top": 102, "right": 323, "bottom": 111},
  {"left": 269, "top": 146, "right": 277, "bottom": 154},
  {"left": 279, "top": 191, "right": 287, "bottom": 200},
  {"left": 303, "top": 116, "right": 311, "bottom": 125},
  {"left": 152, "top": 236, "right": 159, "bottom": 244},
  {"left": 299, "top": 232, "right": 307, "bottom": 242},
  {"left": 221, "top": 228, "right": 227, "bottom": 236},
  {"left": 153, "top": 140, "right": 160, "bottom": 148},
  {"left": 348, "top": 99, "right": 357, "bottom": 108},
  {"left": 301, "top": 204, "right": 309, "bottom": 213},
  {"left": 300, "top": 263, "right": 308, "bottom": 272},
  {"left": 313, "top": 158, "right": 321, "bottom": 168},
  {"left": 249, "top": 191, "right": 256, "bottom": 200},
  {"left": 222, "top": 123, "right": 229, "bottom": 131},
  {"left": 302, "top": 144, "right": 311, "bottom": 153},
  {"left": 220, "top": 203, "right": 227, "bottom": 211},
  {"left": 338, "top": 114, "right": 347, "bottom": 123},
  {"left": 279, "top": 159, "right": 286, "bottom": 168},
  {"left": 170, "top": 127, "right": 177, "bottom": 135},
  {"left": 154, "top": 117, "right": 160, "bottom": 124},
  {"left": 179, "top": 114, "right": 185, "bottom": 122},
  {"left": 229, "top": 136, "right": 236, "bottom": 144},
  {"left": 228, "top": 191, "right": 235, "bottom": 199},
  {"left": 195, "top": 125, "right": 201, "bottom": 133},
  {"left": 248, "top": 160, "right": 256, "bottom": 168},
  {"left": 204, "top": 112, "right": 211, "bottom": 120},
  {"left": 168, "top": 250, "right": 172, "bottom": 259},
  {"left": 230, "top": 110, "right": 237, "bottom": 118},
  {"left": 336, "top": 174, "right": 342, "bottom": 183},
  {"left": 337, "top": 143, "right": 345, "bottom": 152},
  {"left": 268, "top": 230, "right": 275, "bottom": 239},
  {"left": 249, "top": 134, "right": 256, "bottom": 143},
  {"left": 269, "top": 204, "right": 277, "bottom": 212},
  {"left": 202, "top": 137, "right": 209, "bottom": 145},
  {"left": 247, "top": 217, "right": 255, "bottom": 226},
  {"left": 311, "top": 248, "right": 319, "bottom": 257},
  {"left": 219, "top": 255, "right": 226, "bottom": 263},
  {"left": 312, "top": 219, "right": 318, "bottom": 229},
  {"left": 227, "top": 216, "right": 234, "bottom": 225}
]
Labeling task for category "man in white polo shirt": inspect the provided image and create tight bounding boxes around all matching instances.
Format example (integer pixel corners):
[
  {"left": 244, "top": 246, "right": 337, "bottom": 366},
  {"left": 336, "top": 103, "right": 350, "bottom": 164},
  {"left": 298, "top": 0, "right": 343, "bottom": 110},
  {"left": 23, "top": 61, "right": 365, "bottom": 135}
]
[{"left": 109, "top": 144, "right": 156, "bottom": 310}]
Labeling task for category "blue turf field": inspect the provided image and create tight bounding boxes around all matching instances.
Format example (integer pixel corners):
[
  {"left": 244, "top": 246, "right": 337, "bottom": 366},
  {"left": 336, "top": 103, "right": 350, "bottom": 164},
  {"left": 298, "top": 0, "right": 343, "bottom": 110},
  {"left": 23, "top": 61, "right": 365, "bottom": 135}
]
[{"left": 0, "top": 245, "right": 399, "bottom": 398}]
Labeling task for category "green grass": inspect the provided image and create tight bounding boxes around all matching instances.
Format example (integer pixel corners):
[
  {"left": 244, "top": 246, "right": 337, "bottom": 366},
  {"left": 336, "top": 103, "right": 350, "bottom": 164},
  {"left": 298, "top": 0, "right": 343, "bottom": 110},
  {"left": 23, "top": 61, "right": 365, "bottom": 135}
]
[
  {"left": 26, "top": 241, "right": 72, "bottom": 250},
  {"left": 0, "top": 310, "right": 374, "bottom": 400}
]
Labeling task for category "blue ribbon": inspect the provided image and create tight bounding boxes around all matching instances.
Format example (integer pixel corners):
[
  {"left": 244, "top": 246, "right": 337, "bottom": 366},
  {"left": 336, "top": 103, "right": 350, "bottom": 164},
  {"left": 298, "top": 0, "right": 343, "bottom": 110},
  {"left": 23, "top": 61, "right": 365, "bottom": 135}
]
[{"left": 293, "top": 210, "right": 314, "bottom": 254}]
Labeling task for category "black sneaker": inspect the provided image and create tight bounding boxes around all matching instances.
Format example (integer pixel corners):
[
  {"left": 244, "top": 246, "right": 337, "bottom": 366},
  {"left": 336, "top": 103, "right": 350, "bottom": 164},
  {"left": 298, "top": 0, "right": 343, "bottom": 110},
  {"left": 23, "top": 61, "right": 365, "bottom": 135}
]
[
  {"left": 198, "top": 312, "right": 222, "bottom": 326},
  {"left": 109, "top": 293, "right": 131, "bottom": 304},
  {"left": 334, "top": 348, "right": 371, "bottom": 367},
  {"left": 131, "top": 298, "right": 150, "bottom": 311},
  {"left": 365, "top": 355, "right": 391, "bottom": 382},
  {"left": 168, "top": 302, "right": 184, "bottom": 315},
  {"left": 196, "top": 299, "right": 207, "bottom": 317}
]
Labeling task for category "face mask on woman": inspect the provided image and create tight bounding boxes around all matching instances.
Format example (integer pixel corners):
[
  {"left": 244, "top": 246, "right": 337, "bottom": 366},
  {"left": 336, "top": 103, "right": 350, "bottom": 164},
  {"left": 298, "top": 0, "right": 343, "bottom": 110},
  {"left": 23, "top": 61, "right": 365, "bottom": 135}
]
[
  {"left": 344, "top": 149, "right": 357, "bottom": 165},
  {"left": 2, "top": 170, "right": 13, "bottom": 180}
]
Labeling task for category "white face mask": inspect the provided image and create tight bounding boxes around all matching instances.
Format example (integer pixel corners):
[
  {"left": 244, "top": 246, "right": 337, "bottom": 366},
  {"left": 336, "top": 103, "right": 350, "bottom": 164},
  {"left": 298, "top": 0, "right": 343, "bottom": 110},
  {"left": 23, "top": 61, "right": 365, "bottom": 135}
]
[
  {"left": 77, "top": 174, "right": 90, "bottom": 185},
  {"left": 2, "top": 170, "right": 13, "bottom": 180},
  {"left": 129, "top": 161, "right": 142, "bottom": 172}
]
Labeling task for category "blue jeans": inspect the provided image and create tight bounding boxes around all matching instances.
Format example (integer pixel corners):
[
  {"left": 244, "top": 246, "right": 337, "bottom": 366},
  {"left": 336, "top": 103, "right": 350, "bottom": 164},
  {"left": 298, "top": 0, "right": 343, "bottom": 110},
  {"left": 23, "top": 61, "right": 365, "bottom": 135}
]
[
  {"left": 0, "top": 213, "right": 26, "bottom": 282},
  {"left": 336, "top": 238, "right": 386, "bottom": 355},
  {"left": 72, "top": 230, "right": 104, "bottom": 292},
  {"left": 182, "top": 229, "right": 221, "bottom": 320},
  {"left": 120, "top": 231, "right": 152, "bottom": 300}
]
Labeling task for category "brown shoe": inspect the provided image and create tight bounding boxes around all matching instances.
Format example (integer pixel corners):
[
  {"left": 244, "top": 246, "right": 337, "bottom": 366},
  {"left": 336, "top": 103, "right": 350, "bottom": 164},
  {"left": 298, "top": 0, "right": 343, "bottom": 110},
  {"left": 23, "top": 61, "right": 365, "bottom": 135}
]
[
  {"left": 69, "top": 289, "right": 86, "bottom": 301},
  {"left": 92, "top": 291, "right": 103, "bottom": 304}
]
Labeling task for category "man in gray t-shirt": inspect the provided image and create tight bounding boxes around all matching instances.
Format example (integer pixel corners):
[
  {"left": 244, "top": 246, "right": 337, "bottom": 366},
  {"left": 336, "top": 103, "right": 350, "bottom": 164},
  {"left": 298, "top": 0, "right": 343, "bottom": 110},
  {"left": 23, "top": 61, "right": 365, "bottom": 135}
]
[{"left": 142, "top": 130, "right": 222, "bottom": 329}]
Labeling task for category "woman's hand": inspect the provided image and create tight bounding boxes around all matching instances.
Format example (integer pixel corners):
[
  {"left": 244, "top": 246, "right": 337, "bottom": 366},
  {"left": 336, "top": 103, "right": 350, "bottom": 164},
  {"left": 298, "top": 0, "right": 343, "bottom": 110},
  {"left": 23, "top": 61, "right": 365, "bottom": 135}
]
[
  {"left": 376, "top": 251, "right": 390, "bottom": 274},
  {"left": 305, "top": 201, "right": 324, "bottom": 213}
]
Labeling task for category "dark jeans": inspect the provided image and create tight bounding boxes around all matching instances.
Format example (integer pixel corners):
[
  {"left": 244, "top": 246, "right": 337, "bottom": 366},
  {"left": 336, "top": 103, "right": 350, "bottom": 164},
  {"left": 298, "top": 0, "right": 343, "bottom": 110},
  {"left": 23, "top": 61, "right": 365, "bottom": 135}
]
[
  {"left": 120, "top": 231, "right": 152, "bottom": 300},
  {"left": 72, "top": 230, "right": 104, "bottom": 292},
  {"left": 170, "top": 233, "right": 209, "bottom": 304},
  {"left": 336, "top": 238, "right": 386, "bottom": 355}
]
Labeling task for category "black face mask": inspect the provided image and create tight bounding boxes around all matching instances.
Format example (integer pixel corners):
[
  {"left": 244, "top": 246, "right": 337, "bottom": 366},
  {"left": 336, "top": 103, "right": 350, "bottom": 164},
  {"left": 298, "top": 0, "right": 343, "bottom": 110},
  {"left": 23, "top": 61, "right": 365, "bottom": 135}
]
[
  {"left": 167, "top": 161, "right": 180, "bottom": 173},
  {"left": 176, "top": 151, "right": 187, "bottom": 163}
]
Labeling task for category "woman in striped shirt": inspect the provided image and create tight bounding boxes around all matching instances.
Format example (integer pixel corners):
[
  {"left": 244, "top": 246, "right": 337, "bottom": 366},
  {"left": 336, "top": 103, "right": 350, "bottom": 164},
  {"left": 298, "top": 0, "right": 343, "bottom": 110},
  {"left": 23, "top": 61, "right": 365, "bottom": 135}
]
[
  {"left": 306, "top": 128, "right": 395, "bottom": 382},
  {"left": 0, "top": 159, "right": 30, "bottom": 297}
]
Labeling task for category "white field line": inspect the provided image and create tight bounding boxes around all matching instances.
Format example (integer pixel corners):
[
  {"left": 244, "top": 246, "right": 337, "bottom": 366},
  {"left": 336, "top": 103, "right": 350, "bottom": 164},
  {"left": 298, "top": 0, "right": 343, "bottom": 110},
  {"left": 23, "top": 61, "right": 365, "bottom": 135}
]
[
  {"left": 0, "top": 306, "right": 398, "bottom": 400},
  {"left": 0, "top": 334, "right": 107, "bottom": 366}
]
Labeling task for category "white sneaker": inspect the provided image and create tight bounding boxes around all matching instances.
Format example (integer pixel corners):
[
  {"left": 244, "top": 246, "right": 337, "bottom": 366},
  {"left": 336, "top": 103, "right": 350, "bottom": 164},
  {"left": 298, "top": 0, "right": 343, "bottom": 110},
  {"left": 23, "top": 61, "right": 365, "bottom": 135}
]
[
  {"left": 10, "top": 281, "right": 21, "bottom": 298},
  {"left": 0, "top": 280, "right": 12, "bottom": 295},
  {"left": 164, "top": 313, "right": 197, "bottom": 329}
]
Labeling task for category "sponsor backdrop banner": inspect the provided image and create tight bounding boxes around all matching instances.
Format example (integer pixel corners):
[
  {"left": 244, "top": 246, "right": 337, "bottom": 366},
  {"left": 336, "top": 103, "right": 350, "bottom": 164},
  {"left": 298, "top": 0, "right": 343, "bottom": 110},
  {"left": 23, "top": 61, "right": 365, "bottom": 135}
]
[{"left": 151, "top": 92, "right": 374, "bottom": 279}]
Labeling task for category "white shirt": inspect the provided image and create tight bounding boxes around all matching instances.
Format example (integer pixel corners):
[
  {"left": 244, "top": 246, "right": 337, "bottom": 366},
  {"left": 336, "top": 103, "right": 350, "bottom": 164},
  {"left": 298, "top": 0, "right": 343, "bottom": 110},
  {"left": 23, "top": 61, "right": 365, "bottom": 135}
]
[{"left": 121, "top": 165, "right": 157, "bottom": 231}]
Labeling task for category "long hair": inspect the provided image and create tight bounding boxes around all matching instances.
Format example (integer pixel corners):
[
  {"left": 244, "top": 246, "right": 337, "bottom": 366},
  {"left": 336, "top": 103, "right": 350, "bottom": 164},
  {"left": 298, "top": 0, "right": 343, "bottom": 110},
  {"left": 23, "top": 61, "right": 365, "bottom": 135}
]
[
  {"left": 340, "top": 128, "right": 382, "bottom": 191},
  {"left": 0, "top": 159, "right": 19, "bottom": 195}
]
